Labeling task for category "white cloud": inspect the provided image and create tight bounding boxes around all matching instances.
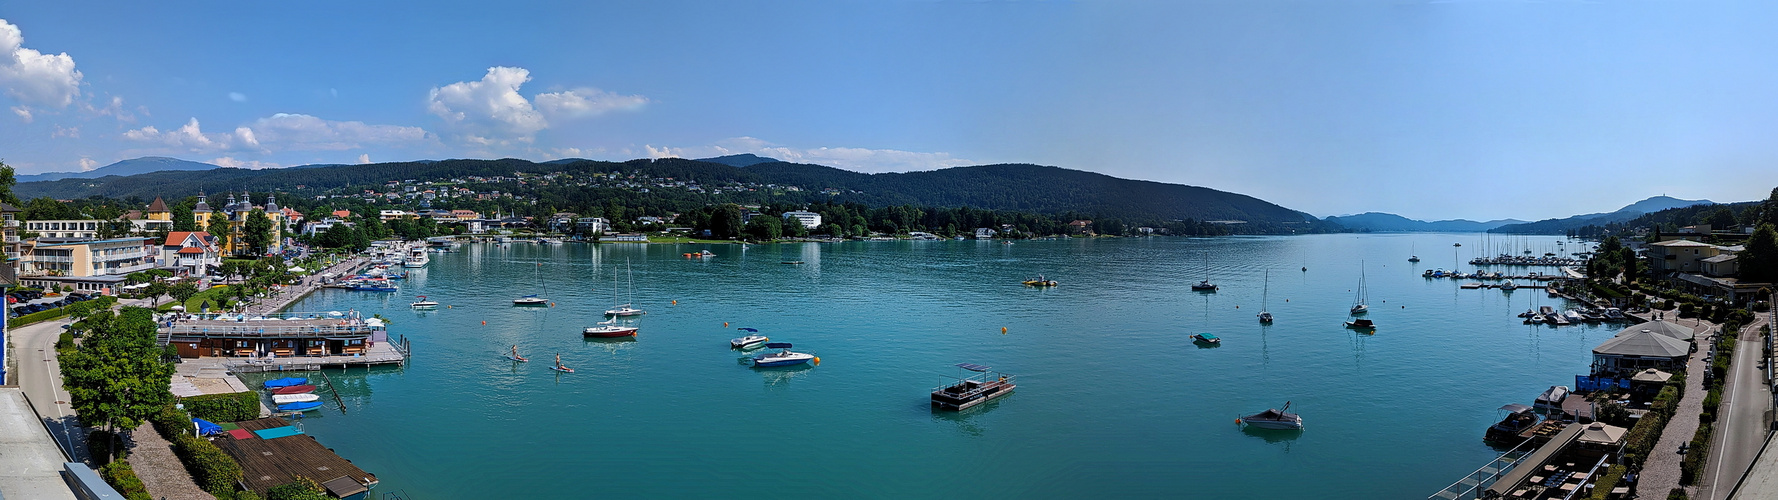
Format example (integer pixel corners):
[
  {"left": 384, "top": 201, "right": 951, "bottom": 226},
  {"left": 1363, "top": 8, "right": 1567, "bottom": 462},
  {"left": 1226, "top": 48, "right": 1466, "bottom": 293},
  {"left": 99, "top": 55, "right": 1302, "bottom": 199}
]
[
  {"left": 77, "top": 157, "right": 98, "bottom": 171},
  {"left": 357, "top": 153, "right": 371, "bottom": 164},
  {"left": 122, "top": 117, "right": 262, "bottom": 153},
  {"left": 10, "top": 105, "right": 28, "bottom": 122},
  {"left": 655, "top": 137, "right": 974, "bottom": 173},
  {"left": 228, "top": 92, "right": 246, "bottom": 102},
  {"left": 247, "top": 113, "right": 430, "bottom": 151},
  {"left": 210, "top": 157, "right": 281, "bottom": 169},
  {"left": 427, "top": 67, "right": 548, "bottom": 146},
  {"left": 51, "top": 124, "right": 77, "bottom": 138},
  {"left": 534, "top": 87, "right": 646, "bottom": 119},
  {"left": 0, "top": 19, "right": 83, "bottom": 115},
  {"left": 82, "top": 95, "right": 137, "bottom": 123}
]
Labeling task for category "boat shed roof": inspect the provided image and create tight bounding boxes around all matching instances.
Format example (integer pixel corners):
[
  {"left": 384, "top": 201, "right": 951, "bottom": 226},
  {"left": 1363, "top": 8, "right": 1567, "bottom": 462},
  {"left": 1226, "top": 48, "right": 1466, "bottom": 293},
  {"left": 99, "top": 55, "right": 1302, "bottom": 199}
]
[
  {"left": 1616, "top": 320, "right": 1696, "bottom": 341},
  {"left": 1577, "top": 422, "right": 1628, "bottom": 446},
  {"left": 1594, "top": 329, "right": 1691, "bottom": 358}
]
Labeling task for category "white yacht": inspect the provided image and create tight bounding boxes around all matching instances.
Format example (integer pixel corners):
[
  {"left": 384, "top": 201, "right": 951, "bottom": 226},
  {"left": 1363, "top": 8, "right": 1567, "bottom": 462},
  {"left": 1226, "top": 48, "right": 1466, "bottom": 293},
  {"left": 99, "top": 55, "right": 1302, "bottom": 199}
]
[{"left": 404, "top": 245, "right": 429, "bottom": 268}]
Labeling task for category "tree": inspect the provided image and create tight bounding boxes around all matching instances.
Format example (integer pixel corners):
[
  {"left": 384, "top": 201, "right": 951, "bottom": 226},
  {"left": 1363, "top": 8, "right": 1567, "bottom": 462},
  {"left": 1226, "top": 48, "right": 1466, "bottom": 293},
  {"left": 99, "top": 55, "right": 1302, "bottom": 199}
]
[
  {"left": 709, "top": 204, "right": 744, "bottom": 239},
  {"left": 744, "top": 215, "right": 782, "bottom": 241},
  {"left": 208, "top": 211, "right": 232, "bottom": 251},
  {"left": 169, "top": 282, "right": 199, "bottom": 307},
  {"left": 1740, "top": 224, "right": 1778, "bottom": 284},
  {"left": 1705, "top": 208, "right": 1739, "bottom": 231},
  {"left": 171, "top": 199, "right": 197, "bottom": 232},
  {"left": 0, "top": 160, "right": 17, "bottom": 205},
  {"left": 144, "top": 281, "right": 169, "bottom": 308},
  {"left": 244, "top": 209, "right": 274, "bottom": 255},
  {"left": 60, "top": 307, "right": 174, "bottom": 459}
]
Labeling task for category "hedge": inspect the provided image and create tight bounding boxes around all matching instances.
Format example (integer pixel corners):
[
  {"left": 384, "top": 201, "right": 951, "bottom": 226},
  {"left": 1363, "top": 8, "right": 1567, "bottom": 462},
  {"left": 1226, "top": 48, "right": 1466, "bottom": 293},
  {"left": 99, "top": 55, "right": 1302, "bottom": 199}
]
[
  {"left": 12, "top": 295, "right": 118, "bottom": 327},
  {"left": 182, "top": 391, "right": 260, "bottom": 422},
  {"left": 268, "top": 477, "right": 330, "bottom": 500},
  {"left": 1680, "top": 423, "right": 1713, "bottom": 485},
  {"left": 99, "top": 460, "right": 153, "bottom": 500},
  {"left": 150, "top": 404, "right": 193, "bottom": 438},
  {"left": 1585, "top": 465, "right": 1627, "bottom": 500},
  {"left": 1622, "top": 409, "right": 1668, "bottom": 468},
  {"left": 171, "top": 432, "right": 244, "bottom": 494}
]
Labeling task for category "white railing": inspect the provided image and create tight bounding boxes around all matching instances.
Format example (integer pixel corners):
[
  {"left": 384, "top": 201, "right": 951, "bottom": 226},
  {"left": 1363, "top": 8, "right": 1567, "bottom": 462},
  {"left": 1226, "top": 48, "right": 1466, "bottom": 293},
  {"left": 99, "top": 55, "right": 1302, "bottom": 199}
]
[
  {"left": 32, "top": 255, "right": 73, "bottom": 263},
  {"left": 96, "top": 251, "right": 147, "bottom": 262}
]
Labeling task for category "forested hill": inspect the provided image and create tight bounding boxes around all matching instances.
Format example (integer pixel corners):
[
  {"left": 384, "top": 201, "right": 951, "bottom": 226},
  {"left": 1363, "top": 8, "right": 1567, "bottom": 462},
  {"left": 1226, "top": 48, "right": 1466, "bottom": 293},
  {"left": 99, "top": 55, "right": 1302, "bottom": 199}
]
[{"left": 15, "top": 157, "right": 1328, "bottom": 231}]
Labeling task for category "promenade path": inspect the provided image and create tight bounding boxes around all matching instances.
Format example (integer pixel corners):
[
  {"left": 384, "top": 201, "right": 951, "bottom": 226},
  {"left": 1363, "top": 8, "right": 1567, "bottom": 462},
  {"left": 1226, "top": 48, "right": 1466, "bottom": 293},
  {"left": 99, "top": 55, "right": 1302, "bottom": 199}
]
[{"left": 1637, "top": 316, "right": 1714, "bottom": 498}]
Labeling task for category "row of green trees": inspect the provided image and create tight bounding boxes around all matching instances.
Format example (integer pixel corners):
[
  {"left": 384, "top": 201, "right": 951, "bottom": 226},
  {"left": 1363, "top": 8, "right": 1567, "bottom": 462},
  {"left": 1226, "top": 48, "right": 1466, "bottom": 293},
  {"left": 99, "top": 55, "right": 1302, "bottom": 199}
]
[{"left": 61, "top": 307, "right": 174, "bottom": 461}]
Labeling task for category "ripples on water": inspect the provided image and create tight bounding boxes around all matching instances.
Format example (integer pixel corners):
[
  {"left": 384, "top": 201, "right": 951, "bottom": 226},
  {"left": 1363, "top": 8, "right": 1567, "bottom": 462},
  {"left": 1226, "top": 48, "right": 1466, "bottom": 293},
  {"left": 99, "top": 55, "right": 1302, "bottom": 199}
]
[{"left": 255, "top": 234, "right": 1608, "bottom": 498}]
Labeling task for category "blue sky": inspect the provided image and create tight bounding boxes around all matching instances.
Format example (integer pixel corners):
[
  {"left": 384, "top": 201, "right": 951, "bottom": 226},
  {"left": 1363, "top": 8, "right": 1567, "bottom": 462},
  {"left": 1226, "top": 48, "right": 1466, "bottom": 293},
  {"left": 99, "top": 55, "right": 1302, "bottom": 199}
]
[{"left": 3, "top": 0, "right": 1776, "bottom": 221}]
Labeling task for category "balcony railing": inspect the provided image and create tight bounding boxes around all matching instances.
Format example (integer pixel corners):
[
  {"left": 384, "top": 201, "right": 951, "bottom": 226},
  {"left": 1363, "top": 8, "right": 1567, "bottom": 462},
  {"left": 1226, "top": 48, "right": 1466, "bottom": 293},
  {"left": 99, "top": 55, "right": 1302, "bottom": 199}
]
[
  {"left": 96, "top": 251, "right": 148, "bottom": 262},
  {"left": 2, "top": 220, "right": 17, "bottom": 228},
  {"left": 33, "top": 255, "right": 73, "bottom": 263}
]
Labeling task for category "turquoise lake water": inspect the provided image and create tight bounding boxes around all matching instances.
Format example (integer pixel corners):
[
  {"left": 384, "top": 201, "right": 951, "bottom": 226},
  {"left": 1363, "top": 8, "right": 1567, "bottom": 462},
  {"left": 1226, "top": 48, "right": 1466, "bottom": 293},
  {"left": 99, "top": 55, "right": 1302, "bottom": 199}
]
[{"left": 249, "top": 234, "right": 1622, "bottom": 498}]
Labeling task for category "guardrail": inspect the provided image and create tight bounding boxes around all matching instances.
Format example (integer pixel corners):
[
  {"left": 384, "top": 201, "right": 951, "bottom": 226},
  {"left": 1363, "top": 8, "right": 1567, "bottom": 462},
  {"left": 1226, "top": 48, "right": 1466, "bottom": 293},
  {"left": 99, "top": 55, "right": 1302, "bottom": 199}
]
[{"left": 1428, "top": 437, "right": 1537, "bottom": 500}]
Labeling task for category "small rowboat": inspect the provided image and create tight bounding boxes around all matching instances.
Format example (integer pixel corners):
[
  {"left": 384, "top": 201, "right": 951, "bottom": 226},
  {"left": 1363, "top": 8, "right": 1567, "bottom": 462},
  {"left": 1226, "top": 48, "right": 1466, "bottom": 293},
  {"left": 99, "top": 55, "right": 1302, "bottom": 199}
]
[
  {"left": 263, "top": 377, "right": 307, "bottom": 389},
  {"left": 273, "top": 394, "right": 320, "bottom": 405},
  {"left": 277, "top": 401, "right": 324, "bottom": 412},
  {"left": 271, "top": 384, "right": 316, "bottom": 395}
]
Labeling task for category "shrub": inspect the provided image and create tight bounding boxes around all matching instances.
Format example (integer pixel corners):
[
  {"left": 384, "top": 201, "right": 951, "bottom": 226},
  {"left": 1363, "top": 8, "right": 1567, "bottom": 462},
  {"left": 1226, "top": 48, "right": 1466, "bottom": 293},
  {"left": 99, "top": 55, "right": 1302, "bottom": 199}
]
[
  {"left": 1586, "top": 465, "right": 1627, "bottom": 500},
  {"left": 268, "top": 477, "right": 330, "bottom": 500},
  {"left": 171, "top": 432, "right": 243, "bottom": 494},
  {"left": 1670, "top": 488, "right": 1689, "bottom": 500},
  {"left": 1702, "top": 389, "right": 1722, "bottom": 422},
  {"left": 1681, "top": 423, "right": 1712, "bottom": 485},
  {"left": 182, "top": 391, "right": 260, "bottom": 422},
  {"left": 150, "top": 404, "right": 194, "bottom": 438},
  {"left": 99, "top": 460, "right": 153, "bottom": 500},
  {"left": 56, "top": 331, "right": 75, "bottom": 350},
  {"left": 1622, "top": 409, "right": 1669, "bottom": 468}
]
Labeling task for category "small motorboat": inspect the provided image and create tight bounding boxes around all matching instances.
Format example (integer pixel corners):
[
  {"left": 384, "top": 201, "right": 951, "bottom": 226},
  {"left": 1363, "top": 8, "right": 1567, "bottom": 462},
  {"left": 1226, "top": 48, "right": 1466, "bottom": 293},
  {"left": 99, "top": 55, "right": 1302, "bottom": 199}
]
[
  {"left": 931, "top": 363, "right": 1016, "bottom": 411},
  {"left": 277, "top": 401, "right": 325, "bottom": 413},
  {"left": 683, "top": 250, "right": 716, "bottom": 258},
  {"left": 1240, "top": 401, "right": 1304, "bottom": 430},
  {"left": 513, "top": 295, "right": 549, "bottom": 306},
  {"left": 1257, "top": 311, "right": 1273, "bottom": 323},
  {"left": 583, "top": 318, "right": 639, "bottom": 338},
  {"left": 1603, "top": 308, "right": 1625, "bottom": 320},
  {"left": 411, "top": 295, "right": 439, "bottom": 309},
  {"left": 1563, "top": 310, "right": 1586, "bottom": 323},
  {"left": 1485, "top": 404, "right": 1541, "bottom": 444},
  {"left": 1344, "top": 319, "right": 1376, "bottom": 331},
  {"left": 1191, "top": 333, "right": 1221, "bottom": 345},
  {"left": 731, "top": 335, "right": 770, "bottom": 350},
  {"left": 1409, "top": 255, "right": 1420, "bottom": 262},
  {"left": 271, "top": 384, "right": 316, "bottom": 395},
  {"left": 263, "top": 377, "right": 308, "bottom": 390},
  {"left": 273, "top": 393, "right": 320, "bottom": 405},
  {"left": 753, "top": 343, "right": 818, "bottom": 367},
  {"left": 1534, "top": 386, "right": 1569, "bottom": 413},
  {"left": 1422, "top": 270, "right": 1435, "bottom": 278},
  {"left": 1190, "top": 280, "right": 1218, "bottom": 291},
  {"left": 1500, "top": 281, "right": 1517, "bottom": 291},
  {"left": 1525, "top": 314, "right": 1545, "bottom": 325}
]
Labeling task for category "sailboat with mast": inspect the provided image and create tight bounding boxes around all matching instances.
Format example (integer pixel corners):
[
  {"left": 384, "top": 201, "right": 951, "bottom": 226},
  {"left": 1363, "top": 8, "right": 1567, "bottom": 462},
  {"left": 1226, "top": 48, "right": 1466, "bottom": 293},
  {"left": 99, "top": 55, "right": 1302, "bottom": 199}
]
[
  {"left": 1258, "top": 270, "right": 1274, "bottom": 323},
  {"left": 1408, "top": 243, "right": 1420, "bottom": 263},
  {"left": 514, "top": 262, "right": 549, "bottom": 306},
  {"left": 1191, "top": 253, "right": 1218, "bottom": 291},
  {"left": 1349, "top": 261, "right": 1369, "bottom": 315},
  {"left": 604, "top": 260, "right": 645, "bottom": 317}
]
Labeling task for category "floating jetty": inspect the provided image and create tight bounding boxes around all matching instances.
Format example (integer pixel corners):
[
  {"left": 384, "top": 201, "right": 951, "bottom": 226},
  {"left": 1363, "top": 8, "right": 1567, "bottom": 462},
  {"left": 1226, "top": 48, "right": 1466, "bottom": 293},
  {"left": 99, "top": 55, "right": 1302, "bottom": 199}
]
[{"left": 1468, "top": 255, "right": 1584, "bottom": 267}]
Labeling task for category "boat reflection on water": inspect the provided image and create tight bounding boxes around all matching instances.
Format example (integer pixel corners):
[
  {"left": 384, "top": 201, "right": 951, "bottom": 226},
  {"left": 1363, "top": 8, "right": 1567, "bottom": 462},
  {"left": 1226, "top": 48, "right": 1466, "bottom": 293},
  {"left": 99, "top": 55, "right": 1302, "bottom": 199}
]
[
  {"left": 754, "top": 363, "right": 815, "bottom": 386},
  {"left": 1241, "top": 425, "right": 1304, "bottom": 451}
]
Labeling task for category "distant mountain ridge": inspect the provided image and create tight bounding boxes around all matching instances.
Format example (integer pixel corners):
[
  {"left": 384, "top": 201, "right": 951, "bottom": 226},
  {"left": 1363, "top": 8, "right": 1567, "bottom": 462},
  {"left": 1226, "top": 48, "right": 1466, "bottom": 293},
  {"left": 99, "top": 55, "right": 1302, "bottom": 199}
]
[
  {"left": 14, "top": 156, "right": 1330, "bottom": 232},
  {"left": 697, "top": 154, "right": 779, "bottom": 167},
  {"left": 16, "top": 157, "right": 220, "bottom": 182},
  {"left": 1490, "top": 196, "right": 1715, "bottom": 234},
  {"left": 1323, "top": 212, "right": 1525, "bottom": 232}
]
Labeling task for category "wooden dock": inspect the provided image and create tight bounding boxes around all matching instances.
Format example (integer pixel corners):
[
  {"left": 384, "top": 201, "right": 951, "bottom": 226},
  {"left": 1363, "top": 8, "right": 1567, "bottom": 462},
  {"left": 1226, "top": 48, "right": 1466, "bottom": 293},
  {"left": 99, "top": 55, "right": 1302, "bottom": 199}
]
[{"left": 214, "top": 418, "right": 377, "bottom": 497}]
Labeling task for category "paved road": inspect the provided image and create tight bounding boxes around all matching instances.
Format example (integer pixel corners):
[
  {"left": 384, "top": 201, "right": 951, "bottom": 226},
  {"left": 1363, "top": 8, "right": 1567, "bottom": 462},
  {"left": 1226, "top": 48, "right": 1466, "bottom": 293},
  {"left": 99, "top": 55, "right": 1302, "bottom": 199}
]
[
  {"left": 11, "top": 316, "right": 90, "bottom": 464},
  {"left": 1705, "top": 315, "right": 1773, "bottom": 500}
]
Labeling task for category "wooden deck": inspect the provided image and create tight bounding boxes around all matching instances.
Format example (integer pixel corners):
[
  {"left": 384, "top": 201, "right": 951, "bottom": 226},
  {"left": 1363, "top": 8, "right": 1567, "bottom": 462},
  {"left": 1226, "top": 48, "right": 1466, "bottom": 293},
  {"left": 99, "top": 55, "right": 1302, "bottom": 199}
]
[{"left": 213, "top": 418, "right": 377, "bottom": 496}]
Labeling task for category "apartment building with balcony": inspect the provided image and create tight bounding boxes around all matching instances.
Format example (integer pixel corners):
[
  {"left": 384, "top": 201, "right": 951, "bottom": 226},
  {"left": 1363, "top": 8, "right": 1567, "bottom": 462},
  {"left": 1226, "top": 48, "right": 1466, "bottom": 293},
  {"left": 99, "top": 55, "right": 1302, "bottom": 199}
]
[
  {"left": 19, "top": 237, "right": 156, "bottom": 293},
  {"left": 2, "top": 203, "right": 19, "bottom": 285},
  {"left": 161, "top": 231, "right": 220, "bottom": 277}
]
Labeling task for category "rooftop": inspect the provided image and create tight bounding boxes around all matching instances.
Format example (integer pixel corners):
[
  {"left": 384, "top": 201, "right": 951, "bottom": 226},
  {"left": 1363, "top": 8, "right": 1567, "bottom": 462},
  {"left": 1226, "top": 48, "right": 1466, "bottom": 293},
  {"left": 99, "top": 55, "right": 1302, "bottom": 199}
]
[
  {"left": 1616, "top": 320, "right": 1696, "bottom": 341},
  {"left": 215, "top": 418, "right": 377, "bottom": 496},
  {"left": 1594, "top": 329, "right": 1690, "bottom": 358}
]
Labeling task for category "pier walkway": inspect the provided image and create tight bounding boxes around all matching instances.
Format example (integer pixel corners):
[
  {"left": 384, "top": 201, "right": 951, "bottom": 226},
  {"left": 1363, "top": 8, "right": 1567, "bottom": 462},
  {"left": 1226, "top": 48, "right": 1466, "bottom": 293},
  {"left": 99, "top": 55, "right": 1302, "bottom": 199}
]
[{"left": 236, "top": 257, "right": 369, "bottom": 317}]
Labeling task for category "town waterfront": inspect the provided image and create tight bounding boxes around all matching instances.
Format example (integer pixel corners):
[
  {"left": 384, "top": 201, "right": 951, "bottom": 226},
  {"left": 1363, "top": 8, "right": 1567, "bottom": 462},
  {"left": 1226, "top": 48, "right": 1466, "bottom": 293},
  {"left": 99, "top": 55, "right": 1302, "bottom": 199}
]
[{"left": 258, "top": 234, "right": 1620, "bottom": 498}]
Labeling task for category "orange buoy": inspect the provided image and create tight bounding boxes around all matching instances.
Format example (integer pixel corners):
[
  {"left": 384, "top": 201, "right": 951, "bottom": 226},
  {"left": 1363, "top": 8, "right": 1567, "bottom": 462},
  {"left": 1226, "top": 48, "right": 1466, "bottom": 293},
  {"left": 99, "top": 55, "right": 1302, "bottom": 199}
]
[
  {"left": 813, "top": 357, "right": 821, "bottom": 365},
  {"left": 482, "top": 320, "right": 487, "bottom": 325},
  {"left": 1001, "top": 327, "right": 1008, "bottom": 334},
  {"left": 447, "top": 305, "right": 452, "bottom": 309},
  {"left": 550, "top": 303, "right": 556, "bottom": 307},
  {"left": 1236, "top": 418, "right": 1243, "bottom": 424},
  {"left": 672, "top": 300, "right": 678, "bottom": 305},
  {"left": 724, "top": 322, "right": 730, "bottom": 327}
]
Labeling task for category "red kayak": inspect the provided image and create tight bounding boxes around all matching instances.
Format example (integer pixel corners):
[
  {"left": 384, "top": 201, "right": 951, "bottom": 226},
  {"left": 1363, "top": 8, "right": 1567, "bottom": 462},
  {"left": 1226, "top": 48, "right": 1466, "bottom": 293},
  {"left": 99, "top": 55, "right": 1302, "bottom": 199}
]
[{"left": 271, "top": 384, "right": 316, "bottom": 395}]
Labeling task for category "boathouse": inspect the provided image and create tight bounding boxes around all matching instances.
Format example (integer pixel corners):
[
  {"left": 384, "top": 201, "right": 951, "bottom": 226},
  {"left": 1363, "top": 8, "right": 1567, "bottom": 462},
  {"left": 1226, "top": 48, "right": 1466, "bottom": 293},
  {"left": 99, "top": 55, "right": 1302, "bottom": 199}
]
[
  {"left": 160, "top": 314, "right": 384, "bottom": 360},
  {"left": 214, "top": 418, "right": 378, "bottom": 498}
]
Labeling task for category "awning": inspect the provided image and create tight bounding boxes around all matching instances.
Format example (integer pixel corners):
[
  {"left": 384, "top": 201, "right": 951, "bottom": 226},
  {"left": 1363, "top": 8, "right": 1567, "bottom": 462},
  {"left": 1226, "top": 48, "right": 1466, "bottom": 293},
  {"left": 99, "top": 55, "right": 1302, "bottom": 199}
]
[{"left": 956, "top": 363, "right": 992, "bottom": 372}]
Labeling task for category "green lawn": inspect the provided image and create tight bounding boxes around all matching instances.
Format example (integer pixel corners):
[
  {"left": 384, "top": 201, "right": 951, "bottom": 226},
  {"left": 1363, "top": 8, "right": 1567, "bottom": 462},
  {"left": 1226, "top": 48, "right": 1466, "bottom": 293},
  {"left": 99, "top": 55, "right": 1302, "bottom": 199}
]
[{"left": 161, "top": 285, "right": 236, "bottom": 312}]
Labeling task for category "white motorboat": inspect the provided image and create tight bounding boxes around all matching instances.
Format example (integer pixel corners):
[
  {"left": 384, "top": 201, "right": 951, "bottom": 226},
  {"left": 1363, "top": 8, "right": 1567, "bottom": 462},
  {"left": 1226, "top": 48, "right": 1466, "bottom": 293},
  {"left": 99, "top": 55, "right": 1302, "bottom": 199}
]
[
  {"left": 1563, "top": 310, "right": 1585, "bottom": 323},
  {"left": 1604, "top": 308, "right": 1625, "bottom": 320},
  {"left": 410, "top": 295, "right": 439, "bottom": 309},
  {"left": 404, "top": 246, "right": 429, "bottom": 268},
  {"left": 1241, "top": 401, "right": 1304, "bottom": 430},
  {"left": 1500, "top": 280, "right": 1517, "bottom": 291},
  {"left": 513, "top": 295, "right": 548, "bottom": 306},
  {"left": 752, "top": 343, "right": 817, "bottom": 367},
  {"left": 730, "top": 335, "right": 769, "bottom": 349},
  {"left": 272, "top": 393, "right": 320, "bottom": 405}
]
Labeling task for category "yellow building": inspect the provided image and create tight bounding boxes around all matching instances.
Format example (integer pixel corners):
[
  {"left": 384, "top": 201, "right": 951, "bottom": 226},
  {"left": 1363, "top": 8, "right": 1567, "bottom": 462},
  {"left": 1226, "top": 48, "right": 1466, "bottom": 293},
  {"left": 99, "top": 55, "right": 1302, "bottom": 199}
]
[
  {"left": 20, "top": 237, "right": 155, "bottom": 293},
  {"left": 193, "top": 191, "right": 285, "bottom": 257}
]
